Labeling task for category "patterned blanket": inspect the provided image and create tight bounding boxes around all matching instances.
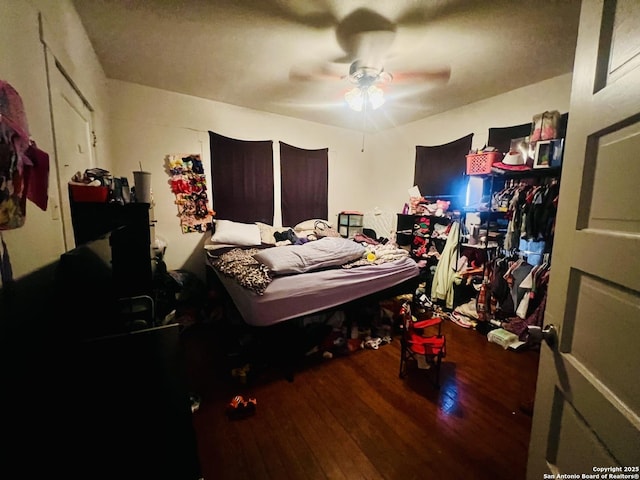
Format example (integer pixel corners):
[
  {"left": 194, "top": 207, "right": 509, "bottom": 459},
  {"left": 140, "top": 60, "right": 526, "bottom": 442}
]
[{"left": 210, "top": 248, "right": 272, "bottom": 295}]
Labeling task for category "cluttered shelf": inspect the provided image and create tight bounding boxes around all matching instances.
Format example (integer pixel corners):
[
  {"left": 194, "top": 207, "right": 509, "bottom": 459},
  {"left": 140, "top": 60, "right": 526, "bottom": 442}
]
[
  {"left": 384, "top": 110, "right": 568, "bottom": 355},
  {"left": 444, "top": 118, "right": 565, "bottom": 350}
]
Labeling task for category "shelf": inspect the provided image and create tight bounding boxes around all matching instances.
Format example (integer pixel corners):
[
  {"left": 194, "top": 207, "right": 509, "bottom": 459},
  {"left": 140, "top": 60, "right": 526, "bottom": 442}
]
[
  {"left": 460, "top": 242, "right": 499, "bottom": 250},
  {"left": 485, "top": 165, "right": 562, "bottom": 179}
]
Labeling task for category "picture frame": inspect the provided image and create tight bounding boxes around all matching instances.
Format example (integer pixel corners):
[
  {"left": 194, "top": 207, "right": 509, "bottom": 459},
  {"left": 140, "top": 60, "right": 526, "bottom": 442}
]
[
  {"left": 549, "top": 138, "right": 564, "bottom": 167},
  {"left": 533, "top": 140, "right": 552, "bottom": 168},
  {"left": 510, "top": 136, "right": 533, "bottom": 162}
]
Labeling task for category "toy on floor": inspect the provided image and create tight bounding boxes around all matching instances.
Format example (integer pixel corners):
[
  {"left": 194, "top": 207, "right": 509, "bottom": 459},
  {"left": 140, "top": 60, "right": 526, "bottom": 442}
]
[{"left": 226, "top": 395, "right": 257, "bottom": 419}]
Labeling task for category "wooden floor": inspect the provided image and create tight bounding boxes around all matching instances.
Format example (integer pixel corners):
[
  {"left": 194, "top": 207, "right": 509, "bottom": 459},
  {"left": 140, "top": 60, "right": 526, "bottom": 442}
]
[{"left": 182, "top": 316, "right": 540, "bottom": 480}]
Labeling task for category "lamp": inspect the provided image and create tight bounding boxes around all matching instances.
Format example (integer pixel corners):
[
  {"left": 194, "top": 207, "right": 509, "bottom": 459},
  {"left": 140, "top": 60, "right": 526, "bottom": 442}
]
[{"left": 345, "top": 84, "right": 385, "bottom": 111}]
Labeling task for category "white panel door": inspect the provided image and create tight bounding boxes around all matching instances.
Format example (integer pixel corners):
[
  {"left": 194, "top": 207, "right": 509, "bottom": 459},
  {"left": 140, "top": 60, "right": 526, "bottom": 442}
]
[
  {"left": 49, "top": 59, "right": 95, "bottom": 250},
  {"left": 527, "top": 0, "right": 640, "bottom": 477}
]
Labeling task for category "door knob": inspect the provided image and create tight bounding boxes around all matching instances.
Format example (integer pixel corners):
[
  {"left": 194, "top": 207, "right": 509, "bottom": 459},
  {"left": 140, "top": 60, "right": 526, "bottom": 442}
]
[
  {"left": 542, "top": 324, "right": 557, "bottom": 347},
  {"left": 528, "top": 324, "right": 557, "bottom": 347}
]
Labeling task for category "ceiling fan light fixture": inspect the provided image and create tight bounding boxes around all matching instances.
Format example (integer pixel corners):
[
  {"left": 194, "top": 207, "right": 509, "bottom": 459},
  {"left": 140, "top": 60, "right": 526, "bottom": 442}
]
[
  {"left": 345, "top": 86, "right": 364, "bottom": 111},
  {"left": 367, "top": 85, "right": 385, "bottom": 109},
  {"left": 345, "top": 84, "right": 385, "bottom": 111}
]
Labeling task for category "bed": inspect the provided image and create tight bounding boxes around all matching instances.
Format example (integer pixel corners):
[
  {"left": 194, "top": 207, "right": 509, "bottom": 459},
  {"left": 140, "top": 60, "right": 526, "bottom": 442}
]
[
  {"left": 204, "top": 219, "right": 420, "bottom": 379},
  {"left": 211, "top": 252, "right": 419, "bottom": 327}
]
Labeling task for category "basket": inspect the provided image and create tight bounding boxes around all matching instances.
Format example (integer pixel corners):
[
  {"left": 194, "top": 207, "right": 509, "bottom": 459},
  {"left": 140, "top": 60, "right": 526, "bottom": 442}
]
[
  {"left": 466, "top": 151, "right": 502, "bottom": 175},
  {"left": 69, "top": 184, "right": 109, "bottom": 203}
]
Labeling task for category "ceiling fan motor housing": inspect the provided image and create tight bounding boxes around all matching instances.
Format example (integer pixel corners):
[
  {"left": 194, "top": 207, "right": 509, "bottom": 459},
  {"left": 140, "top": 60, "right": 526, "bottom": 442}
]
[{"left": 349, "top": 60, "right": 392, "bottom": 86}]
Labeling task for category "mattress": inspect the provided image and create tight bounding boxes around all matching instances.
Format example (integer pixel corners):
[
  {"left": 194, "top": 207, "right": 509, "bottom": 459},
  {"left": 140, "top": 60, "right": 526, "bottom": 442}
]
[{"left": 213, "top": 256, "right": 419, "bottom": 327}]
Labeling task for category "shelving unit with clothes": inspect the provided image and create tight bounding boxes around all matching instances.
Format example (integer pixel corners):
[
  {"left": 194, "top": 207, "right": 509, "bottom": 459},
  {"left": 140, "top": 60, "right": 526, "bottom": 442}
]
[
  {"left": 454, "top": 163, "right": 562, "bottom": 337},
  {"left": 469, "top": 166, "right": 563, "bottom": 259},
  {"left": 406, "top": 114, "right": 567, "bottom": 330}
]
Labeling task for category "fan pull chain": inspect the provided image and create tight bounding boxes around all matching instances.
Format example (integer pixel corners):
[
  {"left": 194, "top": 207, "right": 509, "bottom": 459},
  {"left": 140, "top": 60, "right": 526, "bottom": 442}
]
[{"left": 361, "top": 91, "right": 368, "bottom": 152}]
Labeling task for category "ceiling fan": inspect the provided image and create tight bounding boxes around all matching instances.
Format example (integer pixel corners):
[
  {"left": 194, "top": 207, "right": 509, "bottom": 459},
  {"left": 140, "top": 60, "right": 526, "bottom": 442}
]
[{"left": 289, "top": 8, "right": 452, "bottom": 111}]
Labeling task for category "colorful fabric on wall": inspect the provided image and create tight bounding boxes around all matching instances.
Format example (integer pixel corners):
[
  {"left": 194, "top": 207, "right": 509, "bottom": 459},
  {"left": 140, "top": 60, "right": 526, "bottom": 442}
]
[
  {"left": 166, "top": 154, "right": 214, "bottom": 233},
  {"left": 1, "top": 80, "right": 30, "bottom": 230}
]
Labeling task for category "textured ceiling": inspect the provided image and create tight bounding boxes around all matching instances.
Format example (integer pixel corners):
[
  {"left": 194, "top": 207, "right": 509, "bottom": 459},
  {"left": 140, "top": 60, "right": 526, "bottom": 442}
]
[{"left": 72, "top": 0, "right": 582, "bottom": 132}]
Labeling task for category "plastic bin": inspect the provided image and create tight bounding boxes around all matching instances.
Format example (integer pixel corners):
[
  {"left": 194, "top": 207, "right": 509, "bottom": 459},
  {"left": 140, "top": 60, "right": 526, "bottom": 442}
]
[
  {"left": 465, "top": 152, "right": 502, "bottom": 175},
  {"left": 69, "top": 184, "right": 109, "bottom": 203}
]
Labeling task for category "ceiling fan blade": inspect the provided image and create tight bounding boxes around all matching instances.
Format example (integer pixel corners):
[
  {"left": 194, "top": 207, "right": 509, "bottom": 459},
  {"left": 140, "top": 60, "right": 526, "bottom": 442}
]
[
  {"left": 206, "top": 0, "right": 338, "bottom": 29},
  {"left": 346, "top": 30, "right": 396, "bottom": 68},
  {"left": 392, "top": 66, "right": 451, "bottom": 84},
  {"left": 394, "top": 0, "right": 470, "bottom": 27},
  {"left": 267, "top": 0, "right": 338, "bottom": 28},
  {"left": 335, "top": 8, "right": 396, "bottom": 62},
  {"left": 289, "top": 61, "right": 346, "bottom": 82}
]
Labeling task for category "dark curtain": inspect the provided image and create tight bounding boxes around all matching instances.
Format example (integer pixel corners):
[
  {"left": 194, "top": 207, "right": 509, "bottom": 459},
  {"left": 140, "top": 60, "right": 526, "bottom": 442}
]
[
  {"left": 558, "top": 112, "right": 569, "bottom": 139},
  {"left": 279, "top": 142, "right": 328, "bottom": 227},
  {"left": 209, "top": 131, "right": 274, "bottom": 224},
  {"left": 487, "top": 113, "right": 568, "bottom": 153},
  {"left": 414, "top": 133, "right": 473, "bottom": 207},
  {"left": 487, "top": 122, "right": 533, "bottom": 154}
]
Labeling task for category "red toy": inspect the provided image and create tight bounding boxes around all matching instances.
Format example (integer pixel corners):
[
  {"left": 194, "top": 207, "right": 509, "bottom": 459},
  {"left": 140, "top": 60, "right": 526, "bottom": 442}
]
[{"left": 226, "top": 395, "right": 257, "bottom": 419}]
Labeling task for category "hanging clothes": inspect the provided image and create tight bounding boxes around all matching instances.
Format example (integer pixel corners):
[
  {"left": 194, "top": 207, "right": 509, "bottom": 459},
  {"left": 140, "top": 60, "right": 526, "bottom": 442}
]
[
  {"left": 0, "top": 79, "right": 49, "bottom": 230},
  {"left": 431, "top": 221, "right": 461, "bottom": 309},
  {"left": 502, "top": 261, "right": 551, "bottom": 341},
  {"left": 494, "top": 177, "right": 559, "bottom": 256},
  {"left": 25, "top": 142, "right": 49, "bottom": 211},
  {"left": 490, "top": 253, "right": 516, "bottom": 316},
  {"left": 0, "top": 232, "right": 13, "bottom": 286}
]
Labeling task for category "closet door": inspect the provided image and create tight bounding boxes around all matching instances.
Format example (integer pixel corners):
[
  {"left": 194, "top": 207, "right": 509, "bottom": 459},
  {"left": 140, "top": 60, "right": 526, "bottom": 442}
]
[
  {"left": 527, "top": 0, "right": 640, "bottom": 477},
  {"left": 49, "top": 59, "right": 96, "bottom": 251}
]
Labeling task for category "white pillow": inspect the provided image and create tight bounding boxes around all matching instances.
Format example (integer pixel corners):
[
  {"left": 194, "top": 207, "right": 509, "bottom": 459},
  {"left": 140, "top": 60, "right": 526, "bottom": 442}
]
[
  {"left": 211, "top": 219, "right": 261, "bottom": 246},
  {"left": 253, "top": 237, "right": 365, "bottom": 275},
  {"left": 293, "top": 219, "right": 332, "bottom": 232},
  {"left": 255, "top": 222, "right": 290, "bottom": 245},
  {"left": 295, "top": 229, "right": 316, "bottom": 240}
]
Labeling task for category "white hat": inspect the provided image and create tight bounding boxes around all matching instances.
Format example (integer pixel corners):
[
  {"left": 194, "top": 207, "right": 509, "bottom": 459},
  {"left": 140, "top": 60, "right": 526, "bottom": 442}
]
[{"left": 503, "top": 151, "right": 524, "bottom": 166}]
